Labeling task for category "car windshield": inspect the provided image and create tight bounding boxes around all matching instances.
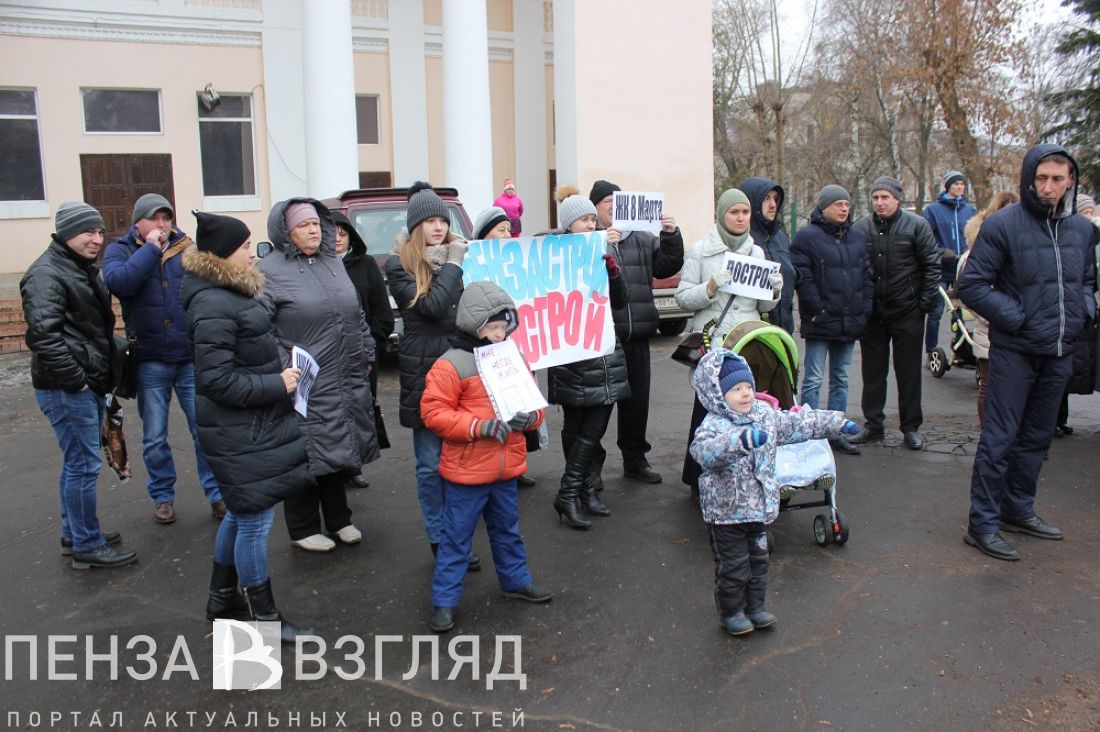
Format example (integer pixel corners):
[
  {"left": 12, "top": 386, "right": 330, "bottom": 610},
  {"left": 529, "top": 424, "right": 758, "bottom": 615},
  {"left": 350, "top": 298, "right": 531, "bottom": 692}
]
[{"left": 351, "top": 205, "right": 470, "bottom": 259}]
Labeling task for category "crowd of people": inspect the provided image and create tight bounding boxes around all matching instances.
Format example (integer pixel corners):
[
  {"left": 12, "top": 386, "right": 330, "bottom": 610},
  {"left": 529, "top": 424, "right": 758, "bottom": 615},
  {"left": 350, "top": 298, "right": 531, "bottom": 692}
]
[{"left": 20, "top": 143, "right": 1099, "bottom": 637}]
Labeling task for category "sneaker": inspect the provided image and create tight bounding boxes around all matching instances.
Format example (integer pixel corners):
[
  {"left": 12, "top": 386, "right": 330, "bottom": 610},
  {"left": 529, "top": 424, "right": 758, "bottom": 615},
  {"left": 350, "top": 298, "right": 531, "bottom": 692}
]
[
  {"left": 291, "top": 534, "right": 336, "bottom": 552},
  {"left": 61, "top": 531, "right": 121, "bottom": 557},
  {"left": 501, "top": 584, "right": 553, "bottom": 603},
  {"left": 153, "top": 502, "right": 176, "bottom": 524},
  {"left": 623, "top": 463, "right": 662, "bottom": 483},
  {"left": 71, "top": 543, "right": 138, "bottom": 570},
  {"left": 429, "top": 606, "right": 454, "bottom": 633},
  {"left": 336, "top": 525, "right": 362, "bottom": 545}
]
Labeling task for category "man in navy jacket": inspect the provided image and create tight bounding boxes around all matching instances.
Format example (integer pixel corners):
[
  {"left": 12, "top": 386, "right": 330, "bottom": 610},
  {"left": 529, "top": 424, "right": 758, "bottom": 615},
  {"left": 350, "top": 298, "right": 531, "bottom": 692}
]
[
  {"left": 957, "top": 144, "right": 1098, "bottom": 561},
  {"left": 102, "top": 194, "right": 224, "bottom": 525}
]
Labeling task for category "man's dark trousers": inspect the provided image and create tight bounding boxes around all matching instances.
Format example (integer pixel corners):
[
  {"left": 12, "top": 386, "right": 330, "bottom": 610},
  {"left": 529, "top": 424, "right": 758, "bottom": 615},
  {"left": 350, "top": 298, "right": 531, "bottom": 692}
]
[
  {"left": 968, "top": 347, "right": 1072, "bottom": 534},
  {"left": 616, "top": 338, "right": 652, "bottom": 468},
  {"left": 860, "top": 308, "right": 925, "bottom": 434}
]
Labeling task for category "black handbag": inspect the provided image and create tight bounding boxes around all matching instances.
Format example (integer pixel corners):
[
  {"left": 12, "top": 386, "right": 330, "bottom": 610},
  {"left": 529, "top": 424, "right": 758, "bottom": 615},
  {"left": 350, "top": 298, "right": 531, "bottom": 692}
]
[
  {"left": 671, "top": 295, "right": 736, "bottom": 367},
  {"left": 114, "top": 335, "right": 139, "bottom": 400}
]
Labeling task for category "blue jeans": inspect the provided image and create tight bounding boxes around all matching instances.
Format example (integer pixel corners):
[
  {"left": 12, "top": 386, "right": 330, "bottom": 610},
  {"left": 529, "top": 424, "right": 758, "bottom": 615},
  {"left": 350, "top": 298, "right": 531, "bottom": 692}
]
[
  {"left": 35, "top": 388, "right": 107, "bottom": 553},
  {"left": 412, "top": 427, "right": 445, "bottom": 543},
  {"left": 432, "top": 478, "right": 531, "bottom": 608},
  {"left": 213, "top": 507, "right": 276, "bottom": 588},
  {"left": 800, "top": 339, "right": 855, "bottom": 412},
  {"left": 136, "top": 360, "right": 220, "bottom": 505}
]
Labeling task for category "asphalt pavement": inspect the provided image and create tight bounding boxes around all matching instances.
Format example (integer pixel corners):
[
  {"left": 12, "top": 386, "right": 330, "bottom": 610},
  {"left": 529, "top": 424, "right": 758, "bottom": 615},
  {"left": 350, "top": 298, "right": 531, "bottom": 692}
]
[{"left": 0, "top": 335, "right": 1097, "bottom": 731}]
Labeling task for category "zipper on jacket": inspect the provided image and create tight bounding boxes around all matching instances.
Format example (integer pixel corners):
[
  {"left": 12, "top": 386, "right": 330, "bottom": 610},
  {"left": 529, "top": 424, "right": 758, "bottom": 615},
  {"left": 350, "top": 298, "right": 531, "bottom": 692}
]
[{"left": 1046, "top": 218, "right": 1065, "bottom": 357}]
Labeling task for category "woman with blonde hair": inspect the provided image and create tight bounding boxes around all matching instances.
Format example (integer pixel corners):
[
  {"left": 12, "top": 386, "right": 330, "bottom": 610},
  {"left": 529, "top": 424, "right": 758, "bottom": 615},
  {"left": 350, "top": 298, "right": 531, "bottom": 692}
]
[
  {"left": 385, "top": 183, "right": 478, "bottom": 569},
  {"left": 958, "top": 190, "right": 1019, "bottom": 426}
]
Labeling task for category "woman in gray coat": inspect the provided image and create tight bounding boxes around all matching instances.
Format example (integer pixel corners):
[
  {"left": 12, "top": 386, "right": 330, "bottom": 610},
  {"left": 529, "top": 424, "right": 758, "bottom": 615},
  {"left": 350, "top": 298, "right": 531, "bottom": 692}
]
[{"left": 258, "top": 198, "right": 379, "bottom": 552}]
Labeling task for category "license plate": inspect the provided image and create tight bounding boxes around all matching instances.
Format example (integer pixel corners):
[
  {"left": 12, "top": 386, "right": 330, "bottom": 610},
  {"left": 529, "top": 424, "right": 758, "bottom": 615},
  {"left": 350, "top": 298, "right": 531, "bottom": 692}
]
[{"left": 655, "top": 297, "right": 678, "bottom": 310}]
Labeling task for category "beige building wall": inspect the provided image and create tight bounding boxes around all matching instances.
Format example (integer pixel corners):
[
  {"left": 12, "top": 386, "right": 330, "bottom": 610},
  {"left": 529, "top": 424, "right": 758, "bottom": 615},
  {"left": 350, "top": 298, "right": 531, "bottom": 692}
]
[
  {"left": 0, "top": 35, "right": 268, "bottom": 272},
  {"left": 570, "top": 0, "right": 714, "bottom": 246},
  {"left": 353, "top": 51, "right": 394, "bottom": 179}
]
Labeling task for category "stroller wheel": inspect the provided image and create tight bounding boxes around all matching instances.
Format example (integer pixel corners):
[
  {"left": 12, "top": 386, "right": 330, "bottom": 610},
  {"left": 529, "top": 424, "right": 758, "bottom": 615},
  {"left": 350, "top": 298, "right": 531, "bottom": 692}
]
[
  {"left": 813, "top": 515, "right": 830, "bottom": 546},
  {"left": 833, "top": 511, "right": 850, "bottom": 545},
  {"left": 929, "top": 348, "right": 949, "bottom": 378}
]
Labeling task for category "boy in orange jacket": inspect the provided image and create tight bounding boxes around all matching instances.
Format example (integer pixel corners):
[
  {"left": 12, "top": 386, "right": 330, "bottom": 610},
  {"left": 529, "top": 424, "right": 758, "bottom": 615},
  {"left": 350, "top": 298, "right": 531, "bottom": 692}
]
[{"left": 420, "top": 281, "right": 551, "bottom": 633}]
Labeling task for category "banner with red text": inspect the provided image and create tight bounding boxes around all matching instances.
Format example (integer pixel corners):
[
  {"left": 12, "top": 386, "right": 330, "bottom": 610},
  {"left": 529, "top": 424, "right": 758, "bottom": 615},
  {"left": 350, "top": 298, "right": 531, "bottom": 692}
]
[{"left": 462, "top": 232, "right": 615, "bottom": 370}]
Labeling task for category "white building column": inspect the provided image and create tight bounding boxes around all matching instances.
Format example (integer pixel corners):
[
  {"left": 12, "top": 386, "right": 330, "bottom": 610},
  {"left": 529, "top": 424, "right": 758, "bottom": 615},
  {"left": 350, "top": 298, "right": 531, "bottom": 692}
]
[
  {"left": 260, "top": 0, "right": 307, "bottom": 202},
  {"left": 301, "top": 0, "right": 358, "bottom": 198},
  {"left": 387, "top": 0, "right": 430, "bottom": 185},
  {"left": 513, "top": 0, "right": 549, "bottom": 234},
  {"left": 442, "top": 0, "right": 494, "bottom": 212},
  {"left": 551, "top": 0, "right": 578, "bottom": 190}
]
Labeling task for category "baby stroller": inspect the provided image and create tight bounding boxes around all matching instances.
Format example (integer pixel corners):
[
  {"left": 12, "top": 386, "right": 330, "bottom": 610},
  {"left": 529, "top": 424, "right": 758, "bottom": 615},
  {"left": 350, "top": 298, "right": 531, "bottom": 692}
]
[
  {"left": 723, "top": 321, "right": 850, "bottom": 547},
  {"left": 927, "top": 285, "right": 979, "bottom": 378}
]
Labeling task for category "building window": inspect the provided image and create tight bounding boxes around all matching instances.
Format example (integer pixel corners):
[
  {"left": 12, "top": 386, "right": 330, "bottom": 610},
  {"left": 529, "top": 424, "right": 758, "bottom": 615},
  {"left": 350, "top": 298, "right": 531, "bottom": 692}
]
[
  {"left": 197, "top": 93, "right": 256, "bottom": 197},
  {"left": 0, "top": 89, "right": 45, "bottom": 201},
  {"left": 82, "top": 89, "right": 162, "bottom": 133},
  {"left": 356, "top": 95, "right": 380, "bottom": 145}
]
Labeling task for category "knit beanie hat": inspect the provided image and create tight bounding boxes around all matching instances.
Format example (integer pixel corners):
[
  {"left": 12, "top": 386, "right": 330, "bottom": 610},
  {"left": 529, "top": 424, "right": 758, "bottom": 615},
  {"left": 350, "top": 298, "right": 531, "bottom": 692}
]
[
  {"left": 474, "top": 207, "right": 510, "bottom": 239},
  {"left": 1076, "top": 194, "right": 1095, "bottom": 213},
  {"left": 716, "top": 188, "right": 752, "bottom": 250},
  {"left": 193, "top": 210, "right": 251, "bottom": 259},
  {"left": 132, "top": 193, "right": 174, "bottom": 224},
  {"left": 55, "top": 201, "right": 105, "bottom": 242},
  {"left": 870, "top": 176, "right": 903, "bottom": 201},
  {"left": 816, "top": 185, "right": 851, "bottom": 211},
  {"left": 285, "top": 202, "right": 319, "bottom": 232},
  {"left": 719, "top": 354, "right": 755, "bottom": 395},
  {"left": 589, "top": 179, "right": 621, "bottom": 206},
  {"left": 502, "top": 178, "right": 516, "bottom": 191},
  {"left": 406, "top": 185, "right": 449, "bottom": 233},
  {"left": 944, "top": 170, "right": 967, "bottom": 191},
  {"left": 558, "top": 195, "right": 598, "bottom": 231}
]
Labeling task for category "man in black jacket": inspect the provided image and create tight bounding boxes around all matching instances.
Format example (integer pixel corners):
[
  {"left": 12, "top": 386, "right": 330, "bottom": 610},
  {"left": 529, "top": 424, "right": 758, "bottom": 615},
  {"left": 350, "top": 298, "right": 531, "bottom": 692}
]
[
  {"left": 21, "top": 201, "right": 139, "bottom": 570},
  {"left": 957, "top": 144, "right": 1098, "bottom": 561},
  {"left": 739, "top": 176, "right": 796, "bottom": 335},
  {"left": 589, "top": 179, "right": 685, "bottom": 483},
  {"left": 851, "top": 176, "right": 940, "bottom": 450}
]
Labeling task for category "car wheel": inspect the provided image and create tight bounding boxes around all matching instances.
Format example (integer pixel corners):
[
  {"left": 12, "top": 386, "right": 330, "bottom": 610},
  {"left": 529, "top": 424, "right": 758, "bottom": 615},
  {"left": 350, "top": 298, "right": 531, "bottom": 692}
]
[{"left": 658, "top": 318, "right": 688, "bottom": 337}]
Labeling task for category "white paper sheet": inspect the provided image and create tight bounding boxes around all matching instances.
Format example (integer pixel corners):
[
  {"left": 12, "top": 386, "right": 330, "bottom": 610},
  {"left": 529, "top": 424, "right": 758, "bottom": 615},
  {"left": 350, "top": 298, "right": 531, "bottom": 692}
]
[{"left": 291, "top": 346, "right": 319, "bottom": 418}]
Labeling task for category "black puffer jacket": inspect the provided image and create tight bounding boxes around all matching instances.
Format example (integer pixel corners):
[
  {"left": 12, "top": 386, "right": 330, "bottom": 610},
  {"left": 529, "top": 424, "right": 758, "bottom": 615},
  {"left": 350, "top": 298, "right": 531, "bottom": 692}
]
[
  {"left": 608, "top": 227, "right": 684, "bottom": 342},
  {"left": 958, "top": 143, "right": 1098, "bottom": 357},
  {"left": 547, "top": 270, "right": 631, "bottom": 406},
  {"left": 21, "top": 237, "right": 116, "bottom": 394},
  {"left": 790, "top": 208, "right": 873, "bottom": 342},
  {"left": 854, "top": 208, "right": 941, "bottom": 322},
  {"left": 385, "top": 236, "right": 464, "bottom": 428},
  {"left": 739, "top": 176, "right": 796, "bottom": 334},
  {"left": 334, "top": 212, "right": 394, "bottom": 348},
  {"left": 180, "top": 249, "right": 315, "bottom": 513}
]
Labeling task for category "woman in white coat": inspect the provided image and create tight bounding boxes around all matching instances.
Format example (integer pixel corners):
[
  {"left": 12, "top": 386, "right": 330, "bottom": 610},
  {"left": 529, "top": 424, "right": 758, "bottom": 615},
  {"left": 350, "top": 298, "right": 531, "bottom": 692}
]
[{"left": 675, "top": 187, "right": 782, "bottom": 496}]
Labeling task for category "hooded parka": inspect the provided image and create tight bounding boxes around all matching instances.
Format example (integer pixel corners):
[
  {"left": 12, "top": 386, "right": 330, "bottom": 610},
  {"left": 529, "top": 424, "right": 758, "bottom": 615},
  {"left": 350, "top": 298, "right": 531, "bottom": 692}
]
[
  {"left": 739, "top": 177, "right": 796, "bottom": 334},
  {"left": 256, "top": 198, "right": 379, "bottom": 477},
  {"left": 180, "top": 249, "right": 315, "bottom": 513},
  {"left": 333, "top": 212, "right": 394, "bottom": 348}
]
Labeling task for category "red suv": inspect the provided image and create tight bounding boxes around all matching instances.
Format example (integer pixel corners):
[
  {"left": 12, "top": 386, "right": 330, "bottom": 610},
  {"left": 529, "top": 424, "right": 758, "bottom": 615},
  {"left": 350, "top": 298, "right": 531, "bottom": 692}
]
[{"left": 321, "top": 187, "right": 473, "bottom": 352}]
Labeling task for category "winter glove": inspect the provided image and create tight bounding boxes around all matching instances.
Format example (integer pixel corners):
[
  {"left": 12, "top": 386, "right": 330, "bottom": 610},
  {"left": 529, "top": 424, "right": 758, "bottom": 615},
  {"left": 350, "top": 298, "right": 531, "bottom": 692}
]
[
  {"left": 446, "top": 239, "right": 469, "bottom": 264},
  {"left": 768, "top": 270, "right": 783, "bottom": 291},
  {"left": 602, "top": 253, "right": 620, "bottom": 278},
  {"left": 507, "top": 411, "right": 537, "bottom": 430},
  {"left": 707, "top": 269, "right": 732, "bottom": 296},
  {"left": 476, "top": 418, "right": 512, "bottom": 443},
  {"left": 841, "top": 420, "right": 860, "bottom": 436},
  {"left": 739, "top": 429, "right": 769, "bottom": 450}
]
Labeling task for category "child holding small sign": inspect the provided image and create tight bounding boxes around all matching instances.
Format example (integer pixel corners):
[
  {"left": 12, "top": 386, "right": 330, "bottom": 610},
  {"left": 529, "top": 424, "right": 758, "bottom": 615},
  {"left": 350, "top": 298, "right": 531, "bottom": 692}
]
[{"left": 420, "top": 281, "right": 552, "bottom": 633}]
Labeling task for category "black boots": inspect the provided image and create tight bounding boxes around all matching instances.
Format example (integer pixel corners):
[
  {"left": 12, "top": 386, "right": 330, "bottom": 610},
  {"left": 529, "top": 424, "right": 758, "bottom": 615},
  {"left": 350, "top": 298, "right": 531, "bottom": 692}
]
[
  {"left": 556, "top": 434, "right": 601, "bottom": 529},
  {"left": 242, "top": 578, "right": 314, "bottom": 645},
  {"left": 206, "top": 562, "right": 249, "bottom": 621},
  {"left": 554, "top": 485, "right": 591, "bottom": 529},
  {"left": 580, "top": 475, "right": 610, "bottom": 516}
]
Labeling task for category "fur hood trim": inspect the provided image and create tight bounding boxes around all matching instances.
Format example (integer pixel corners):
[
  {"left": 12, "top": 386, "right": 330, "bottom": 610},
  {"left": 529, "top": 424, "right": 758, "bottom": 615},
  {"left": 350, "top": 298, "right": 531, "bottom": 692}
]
[{"left": 182, "top": 248, "right": 265, "bottom": 298}]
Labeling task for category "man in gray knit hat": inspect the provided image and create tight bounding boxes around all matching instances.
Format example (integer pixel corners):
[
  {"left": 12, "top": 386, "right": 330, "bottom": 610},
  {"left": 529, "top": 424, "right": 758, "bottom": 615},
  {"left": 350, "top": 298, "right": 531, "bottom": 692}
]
[
  {"left": 852, "top": 177, "right": 940, "bottom": 451},
  {"left": 21, "top": 202, "right": 139, "bottom": 569},
  {"left": 102, "top": 193, "right": 225, "bottom": 525}
]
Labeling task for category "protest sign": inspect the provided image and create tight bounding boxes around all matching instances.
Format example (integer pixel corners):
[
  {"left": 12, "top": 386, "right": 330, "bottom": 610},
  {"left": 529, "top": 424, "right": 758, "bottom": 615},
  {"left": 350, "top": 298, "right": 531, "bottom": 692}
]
[
  {"left": 291, "top": 346, "right": 319, "bottom": 417},
  {"left": 462, "top": 232, "right": 615, "bottom": 370},
  {"left": 611, "top": 191, "right": 664, "bottom": 233},
  {"left": 474, "top": 339, "right": 549, "bottom": 421},
  {"left": 718, "top": 251, "right": 780, "bottom": 300}
]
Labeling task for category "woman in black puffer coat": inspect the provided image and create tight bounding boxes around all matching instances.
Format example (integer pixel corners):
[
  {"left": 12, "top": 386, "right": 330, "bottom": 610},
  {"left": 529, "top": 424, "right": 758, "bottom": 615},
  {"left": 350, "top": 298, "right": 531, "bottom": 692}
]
[
  {"left": 546, "top": 188, "right": 631, "bottom": 529},
  {"left": 181, "top": 211, "right": 315, "bottom": 645}
]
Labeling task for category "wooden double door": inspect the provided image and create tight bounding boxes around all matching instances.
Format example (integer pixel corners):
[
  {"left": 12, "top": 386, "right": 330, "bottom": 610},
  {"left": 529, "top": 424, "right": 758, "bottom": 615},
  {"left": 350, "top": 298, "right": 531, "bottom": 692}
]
[{"left": 80, "top": 154, "right": 175, "bottom": 240}]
